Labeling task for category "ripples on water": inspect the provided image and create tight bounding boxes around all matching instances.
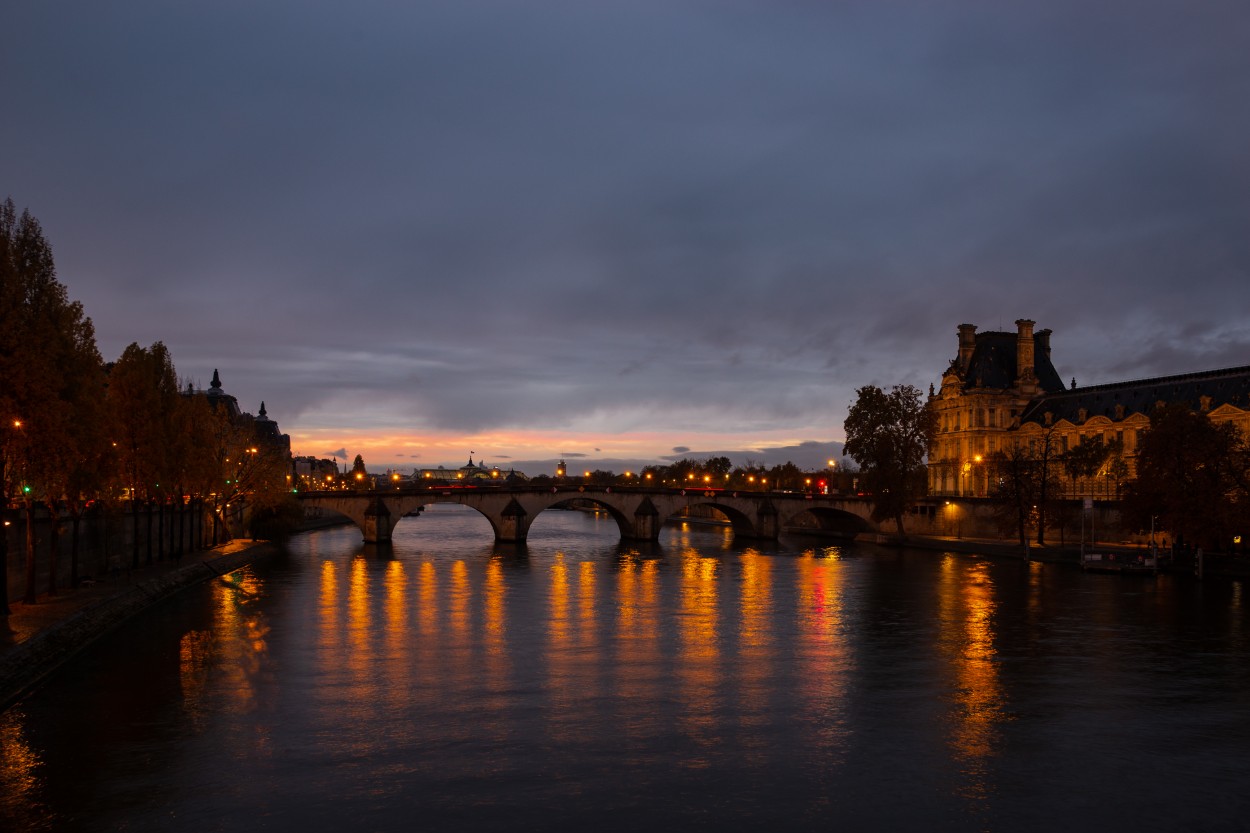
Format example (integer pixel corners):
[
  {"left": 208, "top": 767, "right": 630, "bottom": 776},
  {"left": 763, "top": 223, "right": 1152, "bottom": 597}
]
[{"left": 3, "top": 504, "right": 1250, "bottom": 832}]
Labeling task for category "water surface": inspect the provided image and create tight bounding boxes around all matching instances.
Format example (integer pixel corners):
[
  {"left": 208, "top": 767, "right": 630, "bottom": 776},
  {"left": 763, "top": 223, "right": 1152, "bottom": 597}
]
[{"left": 2, "top": 505, "right": 1248, "bottom": 831}]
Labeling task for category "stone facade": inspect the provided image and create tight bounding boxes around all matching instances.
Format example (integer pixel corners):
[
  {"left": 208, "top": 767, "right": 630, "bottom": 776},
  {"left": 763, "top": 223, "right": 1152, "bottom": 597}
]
[
  {"left": 928, "top": 321, "right": 1250, "bottom": 497},
  {"left": 929, "top": 320, "right": 1065, "bottom": 496}
]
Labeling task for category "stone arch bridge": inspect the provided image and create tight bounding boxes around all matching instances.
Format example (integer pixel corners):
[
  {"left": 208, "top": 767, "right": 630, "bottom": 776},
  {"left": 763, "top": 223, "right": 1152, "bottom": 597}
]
[{"left": 298, "top": 486, "right": 879, "bottom": 544}]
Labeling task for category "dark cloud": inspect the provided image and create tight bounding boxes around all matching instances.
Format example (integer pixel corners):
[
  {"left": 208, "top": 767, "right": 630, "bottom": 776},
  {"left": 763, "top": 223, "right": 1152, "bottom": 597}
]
[{"left": 5, "top": 1, "right": 1249, "bottom": 467}]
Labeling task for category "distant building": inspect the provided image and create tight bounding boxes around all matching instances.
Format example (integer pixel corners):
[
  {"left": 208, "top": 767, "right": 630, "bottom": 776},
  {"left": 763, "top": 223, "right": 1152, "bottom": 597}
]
[
  {"left": 929, "top": 320, "right": 1250, "bottom": 497},
  {"left": 294, "top": 455, "right": 340, "bottom": 484},
  {"left": 187, "top": 368, "right": 292, "bottom": 456},
  {"left": 411, "top": 455, "right": 526, "bottom": 485}
]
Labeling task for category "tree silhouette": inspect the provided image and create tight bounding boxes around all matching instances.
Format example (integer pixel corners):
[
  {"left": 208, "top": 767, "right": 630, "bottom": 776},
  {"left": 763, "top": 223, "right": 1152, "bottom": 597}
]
[
  {"left": 1, "top": 198, "right": 106, "bottom": 605},
  {"left": 843, "top": 384, "right": 936, "bottom": 538},
  {"left": 1123, "top": 403, "right": 1249, "bottom": 551}
]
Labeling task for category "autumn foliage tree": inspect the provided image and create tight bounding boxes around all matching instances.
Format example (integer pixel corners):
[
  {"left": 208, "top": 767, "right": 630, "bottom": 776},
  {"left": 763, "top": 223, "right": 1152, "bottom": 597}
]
[
  {"left": 107, "top": 342, "right": 185, "bottom": 565},
  {"left": 1, "top": 199, "right": 295, "bottom": 612},
  {"left": 843, "top": 384, "right": 936, "bottom": 538},
  {"left": 1123, "top": 403, "right": 1250, "bottom": 551},
  {"left": 1, "top": 198, "right": 108, "bottom": 605}
]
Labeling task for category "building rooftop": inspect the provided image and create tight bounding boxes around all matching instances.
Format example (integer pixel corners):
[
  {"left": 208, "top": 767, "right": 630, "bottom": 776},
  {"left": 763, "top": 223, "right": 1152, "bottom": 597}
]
[
  {"left": 1020, "top": 365, "right": 1250, "bottom": 425},
  {"left": 958, "top": 329, "right": 1065, "bottom": 394}
]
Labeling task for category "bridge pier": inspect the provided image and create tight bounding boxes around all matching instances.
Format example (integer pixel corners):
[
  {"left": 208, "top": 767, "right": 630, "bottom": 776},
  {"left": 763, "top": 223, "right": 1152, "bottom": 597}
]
[
  {"left": 626, "top": 497, "right": 662, "bottom": 541},
  {"left": 494, "top": 497, "right": 531, "bottom": 543},
  {"left": 362, "top": 496, "right": 399, "bottom": 543},
  {"left": 748, "top": 499, "right": 780, "bottom": 540}
]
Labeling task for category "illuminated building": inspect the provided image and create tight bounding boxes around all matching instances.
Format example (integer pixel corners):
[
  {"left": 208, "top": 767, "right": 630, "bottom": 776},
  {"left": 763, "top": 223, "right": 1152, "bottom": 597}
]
[
  {"left": 929, "top": 320, "right": 1250, "bottom": 497},
  {"left": 411, "top": 455, "right": 527, "bottom": 485}
]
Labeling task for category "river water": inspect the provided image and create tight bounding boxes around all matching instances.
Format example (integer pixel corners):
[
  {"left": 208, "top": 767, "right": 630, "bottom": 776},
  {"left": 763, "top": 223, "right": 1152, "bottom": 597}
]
[{"left": 2, "top": 504, "right": 1249, "bottom": 832}]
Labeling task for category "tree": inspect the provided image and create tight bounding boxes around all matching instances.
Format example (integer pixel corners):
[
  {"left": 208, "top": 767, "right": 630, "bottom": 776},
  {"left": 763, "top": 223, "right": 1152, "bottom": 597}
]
[
  {"left": 108, "top": 343, "right": 182, "bottom": 566},
  {"left": 1061, "top": 436, "right": 1109, "bottom": 498},
  {"left": 988, "top": 443, "right": 1038, "bottom": 550},
  {"left": 0, "top": 198, "right": 107, "bottom": 606},
  {"left": 1028, "top": 425, "right": 1064, "bottom": 546},
  {"left": 766, "top": 461, "right": 804, "bottom": 491},
  {"left": 988, "top": 426, "right": 1065, "bottom": 549},
  {"left": 1122, "top": 403, "right": 1248, "bottom": 551},
  {"left": 196, "top": 406, "right": 291, "bottom": 539},
  {"left": 843, "top": 384, "right": 936, "bottom": 538}
]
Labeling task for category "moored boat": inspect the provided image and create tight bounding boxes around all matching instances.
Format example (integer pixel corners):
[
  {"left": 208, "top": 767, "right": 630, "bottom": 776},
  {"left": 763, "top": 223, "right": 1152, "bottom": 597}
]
[{"left": 1081, "top": 552, "right": 1158, "bottom": 573}]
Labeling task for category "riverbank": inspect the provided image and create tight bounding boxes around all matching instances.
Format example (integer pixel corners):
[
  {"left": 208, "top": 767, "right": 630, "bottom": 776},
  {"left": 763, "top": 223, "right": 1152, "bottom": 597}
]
[
  {"left": 845, "top": 530, "right": 1250, "bottom": 578},
  {"left": 0, "top": 538, "right": 278, "bottom": 712},
  {"left": 854, "top": 532, "right": 1091, "bottom": 562}
]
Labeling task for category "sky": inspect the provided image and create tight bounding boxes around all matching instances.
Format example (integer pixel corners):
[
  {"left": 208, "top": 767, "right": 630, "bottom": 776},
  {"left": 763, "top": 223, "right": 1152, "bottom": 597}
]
[{"left": 3, "top": 1, "right": 1248, "bottom": 475}]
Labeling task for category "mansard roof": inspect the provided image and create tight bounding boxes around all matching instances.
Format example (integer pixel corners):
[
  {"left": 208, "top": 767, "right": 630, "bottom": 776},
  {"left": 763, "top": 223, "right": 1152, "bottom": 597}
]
[
  {"left": 961, "top": 330, "right": 1065, "bottom": 393},
  {"left": 1020, "top": 365, "right": 1250, "bottom": 425}
]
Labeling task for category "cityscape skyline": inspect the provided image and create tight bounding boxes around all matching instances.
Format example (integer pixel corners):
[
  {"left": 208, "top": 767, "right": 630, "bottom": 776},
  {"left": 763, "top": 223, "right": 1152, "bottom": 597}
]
[{"left": 5, "top": 2, "right": 1248, "bottom": 472}]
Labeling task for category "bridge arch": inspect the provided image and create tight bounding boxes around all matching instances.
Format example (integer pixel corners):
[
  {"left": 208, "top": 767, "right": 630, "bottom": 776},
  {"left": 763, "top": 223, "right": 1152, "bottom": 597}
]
[
  {"left": 542, "top": 497, "right": 638, "bottom": 541},
  {"left": 392, "top": 498, "right": 502, "bottom": 539},
  {"left": 662, "top": 499, "right": 758, "bottom": 539},
  {"left": 778, "top": 505, "right": 878, "bottom": 536}
]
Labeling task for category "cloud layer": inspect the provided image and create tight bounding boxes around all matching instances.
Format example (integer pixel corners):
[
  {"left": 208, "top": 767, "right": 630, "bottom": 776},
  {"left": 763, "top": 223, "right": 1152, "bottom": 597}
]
[{"left": 5, "top": 1, "right": 1248, "bottom": 469}]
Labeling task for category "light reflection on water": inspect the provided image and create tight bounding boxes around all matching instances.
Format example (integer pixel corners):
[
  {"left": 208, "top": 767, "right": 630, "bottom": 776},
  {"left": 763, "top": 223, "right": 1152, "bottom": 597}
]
[{"left": 3, "top": 504, "right": 1250, "bottom": 832}]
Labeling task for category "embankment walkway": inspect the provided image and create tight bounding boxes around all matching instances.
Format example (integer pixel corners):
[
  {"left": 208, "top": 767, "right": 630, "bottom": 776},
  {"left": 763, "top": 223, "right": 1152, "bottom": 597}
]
[{"left": 0, "top": 539, "right": 276, "bottom": 711}]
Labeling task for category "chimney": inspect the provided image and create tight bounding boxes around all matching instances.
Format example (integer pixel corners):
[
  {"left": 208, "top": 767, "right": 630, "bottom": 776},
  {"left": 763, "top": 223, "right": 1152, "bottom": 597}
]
[
  {"left": 957, "top": 324, "right": 977, "bottom": 371},
  {"left": 1035, "top": 328, "right": 1052, "bottom": 358},
  {"left": 1015, "top": 319, "right": 1036, "bottom": 380}
]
